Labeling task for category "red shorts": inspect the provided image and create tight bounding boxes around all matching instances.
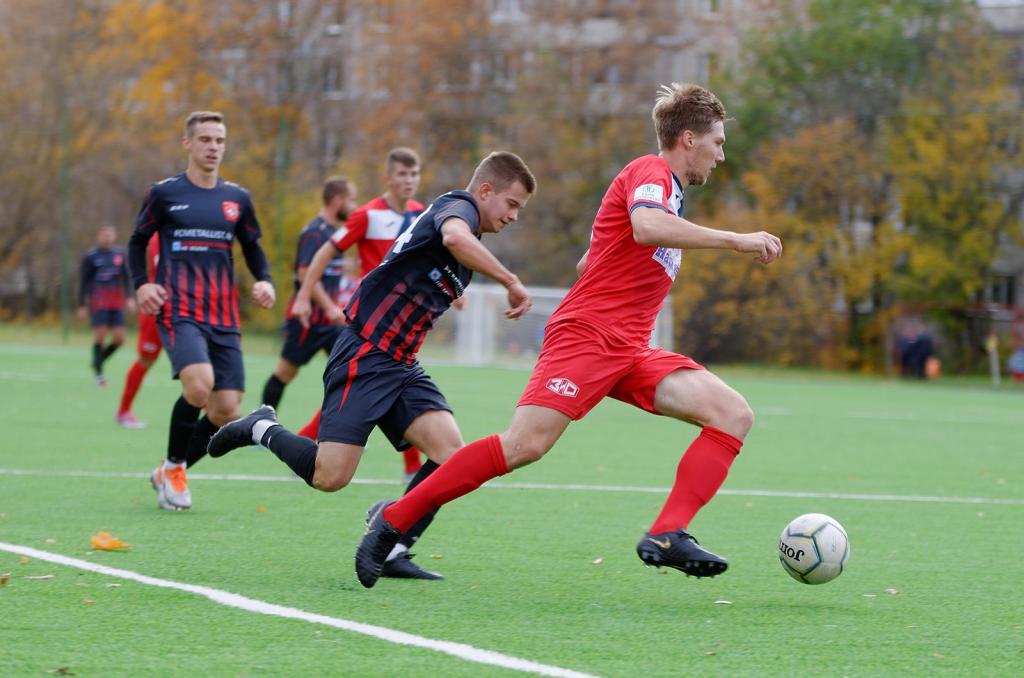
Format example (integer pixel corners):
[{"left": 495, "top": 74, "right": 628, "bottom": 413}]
[
  {"left": 518, "top": 320, "right": 704, "bottom": 420},
  {"left": 136, "top": 313, "right": 162, "bottom": 361}
]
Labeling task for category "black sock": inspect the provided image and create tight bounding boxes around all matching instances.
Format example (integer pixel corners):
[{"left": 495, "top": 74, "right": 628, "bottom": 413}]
[
  {"left": 184, "top": 416, "right": 219, "bottom": 470},
  {"left": 261, "top": 427, "right": 317, "bottom": 487},
  {"left": 100, "top": 342, "right": 121, "bottom": 364},
  {"left": 399, "top": 460, "right": 440, "bottom": 548},
  {"left": 168, "top": 396, "right": 201, "bottom": 464},
  {"left": 92, "top": 344, "right": 103, "bottom": 374},
  {"left": 261, "top": 374, "right": 286, "bottom": 409}
]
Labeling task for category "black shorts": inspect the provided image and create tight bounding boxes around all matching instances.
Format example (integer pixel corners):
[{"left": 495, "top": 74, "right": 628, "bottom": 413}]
[
  {"left": 157, "top": 319, "right": 244, "bottom": 391},
  {"left": 91, "top": 308, "right": 125, "bottom": 328},
  {"left": 319, "top": 327, "right": 451, "bottom": 450},
  {"left": 280, "top": 318, "right": 343, "bottom": 367}
]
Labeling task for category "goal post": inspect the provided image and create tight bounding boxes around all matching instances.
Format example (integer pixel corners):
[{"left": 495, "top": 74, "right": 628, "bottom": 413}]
[{"left": 418, "top": 283, "right": 674, "bottom": 368}]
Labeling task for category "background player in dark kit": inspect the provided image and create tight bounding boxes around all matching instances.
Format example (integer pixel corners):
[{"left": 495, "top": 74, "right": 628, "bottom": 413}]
[{"left": 78, "top": 224, "right": 132, "bottom": 387}]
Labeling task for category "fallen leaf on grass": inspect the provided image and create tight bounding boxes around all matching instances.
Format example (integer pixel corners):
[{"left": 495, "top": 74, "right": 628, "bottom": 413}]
[
  {"left": 45, "top": 538, "right": 57, "bottom": 544},
  {"left": 714, "top": 600, "right": 733, "bottom": 605},
  {"left": 884, "top": 588, "right": 899, "bottom": 595},
  {"left": 105, "top": 583, "right": 121, "bottom": 588},
  {"left": 931, "top": 652, "right": 945, "bottom": 659},
  {"left": 82, "top": 599, "right": 94, "bottom": 605},
  {"left": 256, "top": 505, "right": 266, "bottom": 513},
  {"left": 704, "top": 652, "right": 717, "bottom": 656},
  {"left": 18, "top": 556, "right": 29, "bottom": 565},
  {"left": 47, "top": 668, "right": 74, "bottom": 676},
  {"left": 90, "top": 532, "right": 130, "bottom": 551},
  {"left": 0, "top": 572, "right": 10, "bottom": 585},
  {"left": 26, "top": 575, "right": 54, "bottom": 580},
  {"left": 429, "top": 554, "right": 442, "bottom": 560},
  {"left": 591, "top": 557, "right": 603, "bottom": 565}
]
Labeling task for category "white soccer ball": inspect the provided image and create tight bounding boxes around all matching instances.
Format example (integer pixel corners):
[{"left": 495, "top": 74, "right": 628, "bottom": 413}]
[{"left": 778, "top": 513, "right": 850, "bottom": 585}]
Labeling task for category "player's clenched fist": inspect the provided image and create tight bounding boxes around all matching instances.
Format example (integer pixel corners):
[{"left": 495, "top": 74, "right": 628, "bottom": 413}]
[
  {"left": 135, "top": 282, "right": 168, "bottom": 315},
  {"left": 505, "top": 278, "right": 532, "bottom": 319},
  {"left": 735, "top": 231, "right": 783, "bottom": 265},
  {"left": 252, "top": 280, "right": 276, "bottom": 309}
]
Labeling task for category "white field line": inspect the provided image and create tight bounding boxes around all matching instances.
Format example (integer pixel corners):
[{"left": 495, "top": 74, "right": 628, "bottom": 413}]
[
  {"left": 1, "top": 467, "right": 1021, "bottom": 506},
  {"left": 0, "top": 542, "right": 598, "bottom": 678}
]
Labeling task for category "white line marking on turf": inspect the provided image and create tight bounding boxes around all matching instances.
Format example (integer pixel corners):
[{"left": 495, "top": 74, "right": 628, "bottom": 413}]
[
  {"left": 1, "top": 468, "right": 1021, "bottom": 506},
  {"left": 0, "top": 542, "right": 598, "bottom": 678}
]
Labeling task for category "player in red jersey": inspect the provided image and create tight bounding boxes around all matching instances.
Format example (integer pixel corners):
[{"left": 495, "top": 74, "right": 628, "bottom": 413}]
[
  {"left": 115, "top": 233, "right": 161, "bottom": 429},
  {"left": 293, "top": 148, "right": 429, "bottom": 479},
  {"left": 355, "top": 83, "right": 783, "bottom": 588}
]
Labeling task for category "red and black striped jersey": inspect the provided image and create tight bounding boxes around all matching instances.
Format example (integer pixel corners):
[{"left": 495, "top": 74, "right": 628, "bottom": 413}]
[
  {"left": 284, "top": 216, "right": 345, "bottom": 326},
  {"left": 79, "top": 246, "right": 130, "bottom": 310},
  {"left": 346, "top": 191, "right": 480, "bottom": 364},
  {"left": 128, "top": 173, "right": 272, "bottom": 332}
]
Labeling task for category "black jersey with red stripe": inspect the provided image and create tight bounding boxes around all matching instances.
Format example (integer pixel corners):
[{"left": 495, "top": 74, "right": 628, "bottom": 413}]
[
  {"left": 285, "top": 216, "right": 345, "bottom": 326},
  {"left": 79, "top": 246, "right": 130, "bottom": 310},
  {"left": 345, "top": 190, "right": 480, "bottom": 364},
  {"left": 128, "top": 173, "right": 272, "bottom": 332}
]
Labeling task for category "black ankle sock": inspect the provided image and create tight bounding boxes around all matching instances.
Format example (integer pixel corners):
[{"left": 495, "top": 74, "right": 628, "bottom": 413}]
[
  {"left": 399, "top": 460, "right": 439, "bottom": 548},
  {"left": 184, "top": 416, "right": 218, "bottom": 469},
  {"left": 261, "top": 374, "right": 286, "bottom": 409},
  {"left": 261, "top": 427, "right": 317, "bottom": 486},
  {"left": 92, "top": 344, "right": 103, "bottom": 373},
  {"left": 168, "top": 396, "right": 201, "bottom": 464}
]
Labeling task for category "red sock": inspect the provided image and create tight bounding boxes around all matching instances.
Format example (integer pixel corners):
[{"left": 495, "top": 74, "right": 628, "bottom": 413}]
[
  {"left": 384, "top": 434, "right": 508, "bottom": 532},
  {"left": 297, "top": 408, "right": 321, "bottom": 440},
  {"left": 402, "top": 447, "right": 422, "bottom": 474},
  {"left": 648, "top": 426, "right": 742, "bottom": 534},
  {"left": 118, "top": 361, "right": 150, "bottom": 414}
]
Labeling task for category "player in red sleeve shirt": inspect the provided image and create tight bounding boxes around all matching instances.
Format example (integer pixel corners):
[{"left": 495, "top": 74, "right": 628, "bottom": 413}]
[
  {"left": 355, "top": 83, "right": 783, "bottom": 588},
  {"left": 293, "top": 148, "right": 428, "bottom": 479},
  {"left": 115, "top": 233, "right": 161, "bottom": 428}
]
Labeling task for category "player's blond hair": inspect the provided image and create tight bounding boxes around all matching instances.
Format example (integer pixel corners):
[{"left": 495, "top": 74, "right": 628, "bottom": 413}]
[
  {"left": 652, "top": 83, "right": 726, "bottom": 150},
  {"left": 468, "top": 151, "right": 536, "bottom": 194},
  {"left": 184, "top": 111, "right": 224, "bottom": 138}
]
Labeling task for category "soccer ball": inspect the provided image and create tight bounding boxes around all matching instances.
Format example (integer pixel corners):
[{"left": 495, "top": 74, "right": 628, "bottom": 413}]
[{"left": 778, "top": 513, "right": 850, "bottom": 585}]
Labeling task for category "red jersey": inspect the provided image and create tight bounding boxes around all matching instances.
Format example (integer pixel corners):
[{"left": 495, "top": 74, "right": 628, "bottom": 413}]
[
  {"left": 329, "top": 196, "right": 424, "bottom": 275},
  {"left": 549, "top": 155, "right": 684, "bottom": 347}
]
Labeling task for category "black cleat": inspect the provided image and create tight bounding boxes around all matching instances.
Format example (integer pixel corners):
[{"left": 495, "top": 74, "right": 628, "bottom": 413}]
[
  {"left": 355, "top": 500, "right": 403, "bottom": 588},
  {"left": 207, "top": 405, "right": 277, "bottom": 458},
  {"left": 636, "top": 529, "right": 729, "bottom": 578},
  {"left": 381, "top": 552, "right": 444, "bottom": 580}
]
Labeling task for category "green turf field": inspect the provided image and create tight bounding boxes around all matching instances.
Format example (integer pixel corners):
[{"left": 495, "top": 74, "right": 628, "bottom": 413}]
[{"left": 1, "top": 328, "right": 1022, "bottom": 676}]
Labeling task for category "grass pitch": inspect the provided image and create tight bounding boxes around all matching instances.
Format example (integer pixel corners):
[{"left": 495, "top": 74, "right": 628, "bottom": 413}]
[{"left": 1, "top": 327, "right": 1022, "bottom": 676}]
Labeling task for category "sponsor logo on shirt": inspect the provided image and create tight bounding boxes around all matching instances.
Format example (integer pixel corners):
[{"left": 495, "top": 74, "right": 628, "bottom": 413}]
[
  {"left": 168, "top": 204, "right": 190, "bottom": 212},
  {"left": 652, "top": 247, "right": 682, "bottom": 280},
  {"left": 222, "top": 201, "right": 240, "bottom": 222},
  {"left": 546, "top": 377, "right": 579, "bottom": 398},
  {"left": 633, "top": 183, "right": 664, "bottom": 204}
]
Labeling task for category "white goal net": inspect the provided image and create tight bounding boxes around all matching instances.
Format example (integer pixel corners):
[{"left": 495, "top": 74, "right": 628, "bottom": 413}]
[{"left": 418, "top": 283, "right": 674, "bottom": 369}]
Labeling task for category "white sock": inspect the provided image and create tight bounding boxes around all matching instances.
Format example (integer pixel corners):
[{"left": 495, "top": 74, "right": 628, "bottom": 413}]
[
  {"left": 385, "top": 543, "right": 408, "bottom": 562},
  {"left": 251, "top": 419, "right": 281, "bottom": 445}
]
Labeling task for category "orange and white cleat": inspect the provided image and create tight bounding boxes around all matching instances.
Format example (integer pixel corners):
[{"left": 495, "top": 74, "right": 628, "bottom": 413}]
[{"left": 151, "top": 460, "right": 191, "bottom": 511}]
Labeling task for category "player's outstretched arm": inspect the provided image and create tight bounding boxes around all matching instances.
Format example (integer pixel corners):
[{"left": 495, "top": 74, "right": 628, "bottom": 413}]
[
  {"left": 631, "top": 207, "right": 782, "bottom": 264},
  {"left": 440, "top": 218, "right": 532, "bottom": 319}
]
